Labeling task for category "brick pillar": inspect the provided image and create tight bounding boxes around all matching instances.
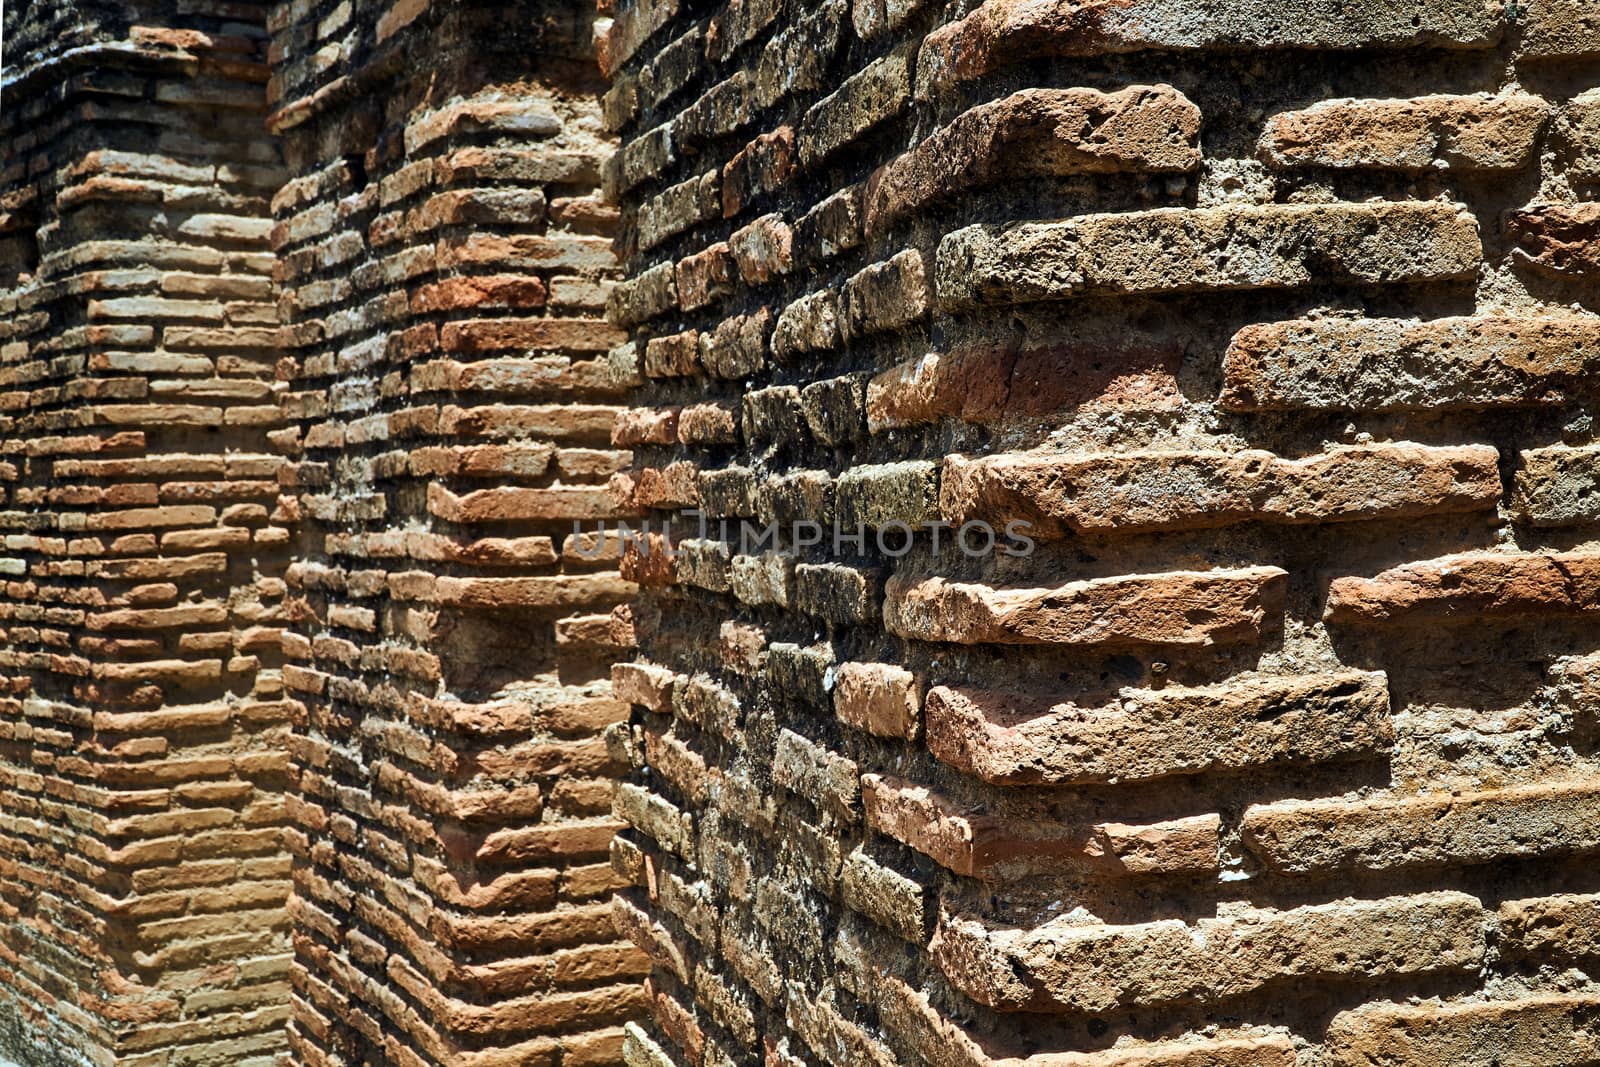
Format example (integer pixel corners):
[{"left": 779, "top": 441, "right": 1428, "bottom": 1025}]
[
  {"left": 0, "top": 8, "right": 292, "bottom": 1067},
  {"left": 266, "top": 1, "right": 647, "bottom": 1063},
  {"left": 602, "top": 0, "right": 1600, "bottom": 1064}
]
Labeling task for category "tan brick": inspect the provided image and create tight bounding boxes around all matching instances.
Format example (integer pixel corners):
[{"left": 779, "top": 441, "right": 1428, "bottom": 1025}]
[
  {"left": 1507, "top": 201, "right": 1600, "bottom": 279},
  {"left": 1326, "top": 551, "right": 1600, "bottom": 625},
  {"left": 916, "top": 0, "right": 1499, "bottom": 94},
  {"left": 862, "top": 773, "right": 1219, "bottom": 881},
  {"left": 940, "top": 444, "right": 1499, "bottom": 536},
  {"left": 1262, "top": 93, "right": 1547, "bottom": 171},
  {"left": 867, "top": 85, "right": 1201, "bottom": 233},
  {"left": 1222, "top": 314, "right": 1600, "bottom": 411},
  {"left": 1325, "top": 995, "right": 1600, "bottom": 1065},
  {"left": 833, "top": 662, "right": 920, "bottom": 739},
  {"left": 938, "top": 202, "right": 1481, "bottom": 310},
  {"left": 927, "top": 672, "right": 1391, "bottom": 784},
  {"left": 885, "top": 567, "right": 1287, "bottom": 647}
]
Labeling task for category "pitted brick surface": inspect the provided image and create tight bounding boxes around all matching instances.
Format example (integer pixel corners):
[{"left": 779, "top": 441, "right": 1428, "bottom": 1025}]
[{"left": 0, "top": 7, "right": 292, "bottom": 1065}]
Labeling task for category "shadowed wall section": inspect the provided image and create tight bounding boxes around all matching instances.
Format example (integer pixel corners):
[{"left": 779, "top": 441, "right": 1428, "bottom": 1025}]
[{"left": 266, "top": 0, "right": 647, "bottom": 1063}]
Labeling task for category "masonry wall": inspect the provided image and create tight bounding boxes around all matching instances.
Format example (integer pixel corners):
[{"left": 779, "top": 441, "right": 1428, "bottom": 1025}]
[
  {"left": 0, "top": 5, "right": 293, "bottom": 1066},
  {"left": 602, "top": 1, "right": 1600, "bottom": 1064},
  {"left": 265, "top": 1, "right": 648, "bottom": 1063},
  {"left": 9, "top": 0, "right": 1600, "bottom": 1065}
]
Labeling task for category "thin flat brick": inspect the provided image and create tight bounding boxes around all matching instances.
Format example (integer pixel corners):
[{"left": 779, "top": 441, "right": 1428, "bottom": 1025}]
[
  {"left": 1242, "top": 779, "right": 1600, "bottom": 873},
  {"left": 916, "top": 0, "right": 1500, "bottom": 93},
  {"left": 937, "top": 202, "right": 1481, "bottom": 309},
  {"left": 885, "top": 567, "right": 1287, "bottom": 647},
  {"left": 926, "top": 672, "right": 1392, "bottom": 784},
  {"left": 862, "top": 773, "right": 1220, "bottom": 881},
  {"left": 1325, "top": 996, "right": 1600, "bottom": 1065},
  {"left": 939, "top": 444, "right": 1500, "bottom": 536}
]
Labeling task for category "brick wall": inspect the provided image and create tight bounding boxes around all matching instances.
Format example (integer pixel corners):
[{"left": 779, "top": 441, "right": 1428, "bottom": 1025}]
[
  {"left": 0, "top": 5, "right": 292, "bottom": 1065},
  {"left": 602, "top": 1, "right": 1600, "bottom": 1065},
  {"left": 8, "top": 0, "right": 1600, "bottom": 1065},
  {"left": 265, "top": 1, "right": 648, "bottom": 1063}
]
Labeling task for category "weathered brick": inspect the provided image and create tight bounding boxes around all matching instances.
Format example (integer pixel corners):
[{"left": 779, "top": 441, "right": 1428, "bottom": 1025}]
[
  {"left": 722, "top": 127, "right": 795, "bottom": 218},
  {"left": 1499, "top": 893, "right": 1600, "bottom": 958},
  {"left": 771, "top": 290, "right": 840, "bottom": 360},
  {"left": 1221, "top": 315, "right": 1600, "bottom": 411},
  {"left": 797, "top": 51, "right": 911, "bottom": 167},
  {"left": 637, "top": 171, "right": 721, "bottom": 252},
  {"left": 1326, "top": 552, "right": 1600, "bottom": 624},
  {"left": 933, "top": 891, "right": 1486, "bottom": 1013},
  {"left": 1514, "top": 443, "right": 1600, "bottom": 525},
  {"left": 1564, "top": 89, "right": 1600, "bottom": 181},
  {"left": 885, "top": 567, "right": 1287, "bottom": 647},
  {"left": 840, "top": 249, "right": 928, "bottom": 340},
  {"left": 869, "top": 340, "right": 1183, "bottom": 429},
  {"left": 675, "top": 242, "right": 737, "bottom": 310},
  {"left": 917, "top": 0, "right": 1501, "bottom": 94},
  {"left": 1324, "top": 995, "right": 1600, "bottom": 1065},
  {"left": 941, "top": 444, "right": 1499, "bottom": 536},
  {"left": 728, "top": 212, "right": 793, "bottom": 284},
  {"left": 938, "top": 202, "right": 1481, "bottom": 309},
  {"left": 833, "top": 662, "right": 920, "bottom": 738},
  {"left": 835, "top": 460, "right": 939, "bottom": 529},
  {"left": 840, "top": 848, "right": 926, "bottom": 942},
  {"left": 927, "top": 672, "right": 1391, "bottom": 784},
  {"left": 862, "top": 773, "right": 1220, "bottom": 881},
  {"left": 1242, "top": 779, "right": 1600, "bottom": 873},
  {"left": 1507, "top": 202, "right": 1600, "bottom": 278},
  {"left": 1519, "top": 0, "right": 1600, "bottom": 59},
  {"left": 867, "top": 86, "right": 1201, "bottom": 233},
  {"left": 1261, "top": 93, "right": 1547, "bottom": 171}
]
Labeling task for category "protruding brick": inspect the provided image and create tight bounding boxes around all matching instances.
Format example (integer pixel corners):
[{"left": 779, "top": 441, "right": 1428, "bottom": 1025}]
[
  {"left": 1499, "top": 893, "right": 1600, "bottom": 958},
  {"left": 932, "top": 891, "right": 1486, "bottom": 1014},
  {"left": 885, "top": 567, "right": 1287, "bottom": 648},
  {"left": 1518, "top": 0, "right": 1600, "bottom": 59},
  {"left": 1514, "top": 443, "right": 1600, "bottom": 525},
  {"left": 938, "top": 202, "right": 1481, "bottom": 310},
  {"left": 867, "top": 85, "right": 1201, "bottom": 233},
  {"left": 1242, "top": 779, "right": 1600, "bottom": 874},
  {"left": 1261, "top": 93, "right": 1547, "bottom": 171},
  {"left": 868, "top": 341, "right": 1183, "bottom": 430},
  {"left": 940, "top": 444, "right": 1500, "bottom": 537},
  {"left": 1221, "top": 315, "right": 1600, "bottom": 411},
  {"left": 927, "top": 672, "right": 1391, "bottom": 785},
  {"left": 833, "top": 662, "right": 921, "bottom": 739},
  {"left": 1324, "top": 995, "right": 1600, "bottom": 1065},
  {"left": 862, "top": 773, "right": 1220, "bottom": 881},
  {"left": 1507, "top": 202, "right": 1600, "bottom": 278},
  {"left": 916, "top": 0, "right": 1501, "bottom": 95},
  {"left": 1326, "top": 552, "right": 1600, "bottom": 625}
]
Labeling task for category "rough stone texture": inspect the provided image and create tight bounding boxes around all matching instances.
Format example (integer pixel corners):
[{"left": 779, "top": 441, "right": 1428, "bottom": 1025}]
[
  {"left": 0, "top": 5, "right": 292, "bottom": 1065},
  {"left": 602, "top": 0, "right": 1600, "bottom": 1064}
]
